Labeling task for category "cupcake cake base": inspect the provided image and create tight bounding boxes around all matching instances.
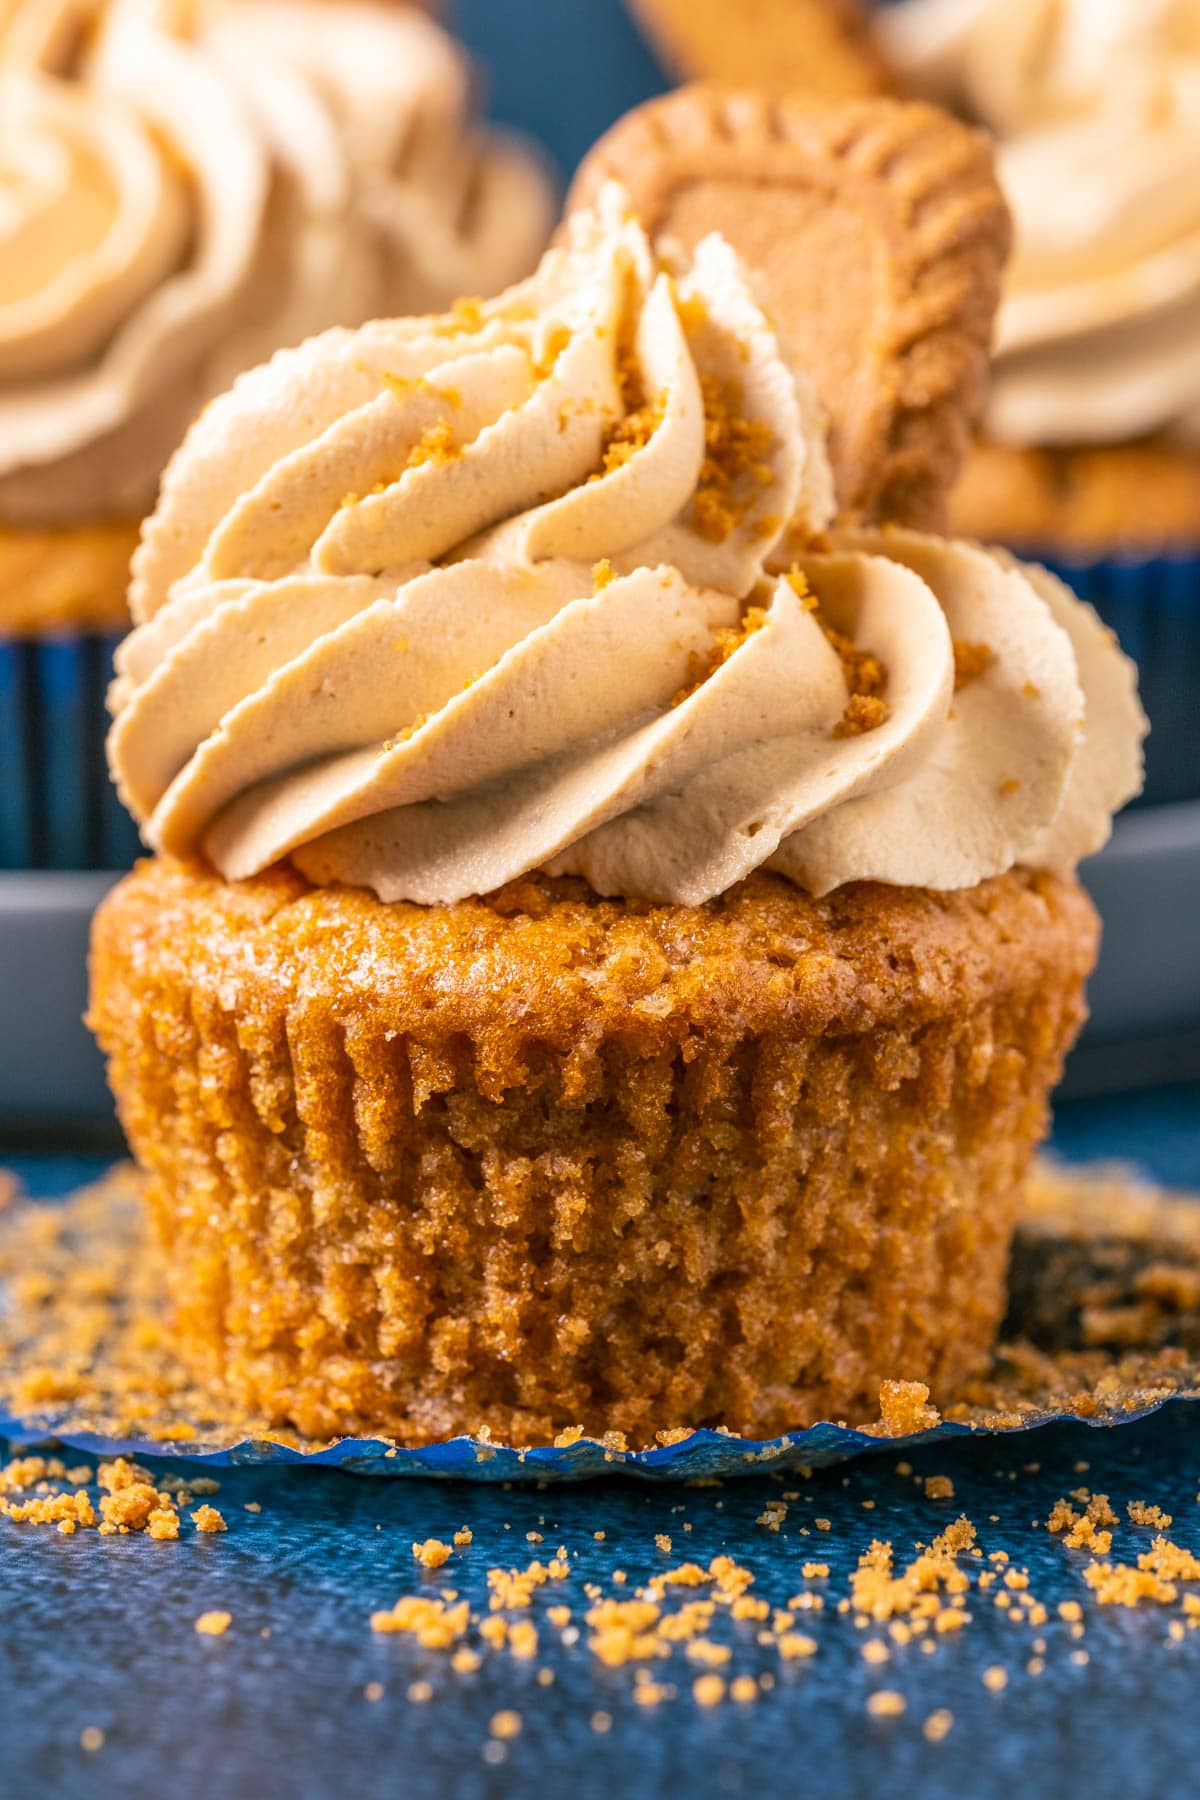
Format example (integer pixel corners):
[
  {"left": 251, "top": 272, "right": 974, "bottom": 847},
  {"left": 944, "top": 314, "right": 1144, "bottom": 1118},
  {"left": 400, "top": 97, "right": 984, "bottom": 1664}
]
[{"left": 90, "top": 861, "right": 1096, "bottom": 1444}]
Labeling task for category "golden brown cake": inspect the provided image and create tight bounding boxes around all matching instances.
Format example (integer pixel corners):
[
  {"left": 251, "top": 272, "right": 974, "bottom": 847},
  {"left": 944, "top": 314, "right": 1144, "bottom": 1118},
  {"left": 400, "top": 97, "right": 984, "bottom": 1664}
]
[
  {"left": 90, "top": 860, "right": 1096, "bottom": 1443},
  {"left": 90, "top": 90, "right": 1145, "bottom": 1445}
]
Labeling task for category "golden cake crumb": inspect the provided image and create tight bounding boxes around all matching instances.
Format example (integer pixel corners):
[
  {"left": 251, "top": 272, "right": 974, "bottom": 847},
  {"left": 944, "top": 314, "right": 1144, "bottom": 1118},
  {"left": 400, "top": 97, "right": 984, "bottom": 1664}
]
[
  {"left": 454, "top": 1527, "right": 473, "bottom": 1547},
  {"left": 191, "top": 1505, "right": 226, "bottom": 1534},
  {"left": 925, "top": 1477, "right": 955, "bottom": 1501},
  {"left": 982, "top": 1666, "right": 1007, "bottom": 1692},
  {"left": 686, "top": 1639, "right": 731, "bottom": 1667},
  {"left": 195, "top": 1611, "right": 231, "bottom": 1636},
  {"left": 633, "top": 1679, "right": 673, "bottom": 1707},
  {"left": 1138, "top": 1537, "right": 1200, "bottom": 1582},
  {"left": 413, "top": 1538, "right": 453, "bottom": 1570},
  {"left": 364, "top": 1682, "right": 384, "bottom": 1703},
  {"left": 867, "top": 1691, "right": 906, "bottom": 1718},
  {"left": 923, "top": 1708, "right": 954, "bottom": 1742},
  {"left": 490, "top": 1710, "right": 522, "bottom": 1740},
  {"left": 1084, "top": 1561, "right": 1178, "bottom": 1607},
  {"left": 407, "top": 1681, "right": 433, "bottom": 1705},
  {"left": 1128, "top": 1502, "right": 1173, "bottom": 1529},
  {"left": 80, "top": 1727, "right": 105, "bottom": 1753},
  {"left": 371, "top": 1597, "right": 470, "bottom": 1645},
  {"left": 730, "top": 1676, "right": 758, "bottom": 1703},
  {"left": 690, "top": 374, "right": 776, "bottom": 544}
]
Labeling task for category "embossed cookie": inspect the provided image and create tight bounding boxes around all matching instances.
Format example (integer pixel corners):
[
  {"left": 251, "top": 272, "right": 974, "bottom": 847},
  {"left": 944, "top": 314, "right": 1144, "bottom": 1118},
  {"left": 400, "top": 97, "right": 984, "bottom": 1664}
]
[
  {"left": 566, "top": 88, "right": 1011, "bottom": 530},
  {"left": 626, "top": 0, "right": 888, "bottom": 98}
]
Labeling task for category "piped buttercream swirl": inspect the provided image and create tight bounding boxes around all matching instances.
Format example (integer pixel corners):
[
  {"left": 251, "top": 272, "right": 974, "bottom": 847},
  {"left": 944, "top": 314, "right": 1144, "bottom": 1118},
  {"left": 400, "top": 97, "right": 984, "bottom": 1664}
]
[
  {"left": 109, "top": 191, "right": 1146, "bottom": 906},
  {"left": 0, "top": 0, "right": 554, "bottom": 524},
  {"left": 878, "top": 0, "right": 1200, "bottom": 447}
]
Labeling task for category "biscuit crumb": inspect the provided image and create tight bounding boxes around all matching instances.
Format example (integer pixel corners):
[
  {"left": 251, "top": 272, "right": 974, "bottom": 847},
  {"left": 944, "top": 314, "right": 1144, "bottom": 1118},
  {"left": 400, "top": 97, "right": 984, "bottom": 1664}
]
[
  {"left": 413, "top": 1538, "right": 452, "bottom": 1570},
  {"left": 195, "top": 1611, "right": 231, "bottom": 1637},
  {"left": 875, "top": 1381, "right": 940, "bottom": 1437}
]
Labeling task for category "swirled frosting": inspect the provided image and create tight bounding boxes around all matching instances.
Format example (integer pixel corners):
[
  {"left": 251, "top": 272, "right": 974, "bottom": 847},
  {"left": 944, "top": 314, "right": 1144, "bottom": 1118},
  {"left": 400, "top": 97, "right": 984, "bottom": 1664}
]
[
  {"left": 108, "top": 191, "right": 1145, "bottom": 906},
  {"left": 878, "top": 0, "right": 1200, "bottom": 446},
  {"left": 0, "top": 0, "right": 553, "bottom": 525}
]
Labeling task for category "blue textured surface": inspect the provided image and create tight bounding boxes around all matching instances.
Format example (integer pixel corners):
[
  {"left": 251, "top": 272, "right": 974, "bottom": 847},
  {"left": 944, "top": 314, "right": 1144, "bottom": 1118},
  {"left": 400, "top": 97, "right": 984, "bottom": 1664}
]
[
  {"left": 4, "top": 1087, "right": 1200, "bottom": 1795},
  {"left": 4, "top": 4, "right": 1200, "bottom": 1789}
]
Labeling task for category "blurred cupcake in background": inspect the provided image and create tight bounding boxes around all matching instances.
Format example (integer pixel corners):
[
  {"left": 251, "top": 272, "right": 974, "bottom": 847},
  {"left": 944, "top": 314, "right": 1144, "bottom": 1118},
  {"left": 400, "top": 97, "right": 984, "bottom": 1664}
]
[
  {"left": 0, "top": 0, "right": 554, "bottom": 868},
  {"left": 622, "top": 0, "right": 888, "bottom": 97},
  {"left": 877, "top": 0, "right": 1200, "bottom": 806}
]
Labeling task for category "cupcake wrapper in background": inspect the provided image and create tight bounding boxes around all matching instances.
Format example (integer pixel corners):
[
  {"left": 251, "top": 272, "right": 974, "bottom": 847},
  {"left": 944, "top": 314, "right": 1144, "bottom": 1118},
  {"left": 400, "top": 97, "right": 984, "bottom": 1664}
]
[
  {"left": 0, "top": 631, "right": 141, "bottom": 871},
  {"left": 1041, "top": 552, "right": 1199, "bottom": 811}
]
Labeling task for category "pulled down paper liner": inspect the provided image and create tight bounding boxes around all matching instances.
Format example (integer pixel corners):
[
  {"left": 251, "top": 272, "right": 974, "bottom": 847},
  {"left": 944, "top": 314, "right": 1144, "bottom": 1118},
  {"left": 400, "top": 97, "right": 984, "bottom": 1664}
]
[{"left": 2, "top": 1161, "right": 1199, "bottom": 1482}]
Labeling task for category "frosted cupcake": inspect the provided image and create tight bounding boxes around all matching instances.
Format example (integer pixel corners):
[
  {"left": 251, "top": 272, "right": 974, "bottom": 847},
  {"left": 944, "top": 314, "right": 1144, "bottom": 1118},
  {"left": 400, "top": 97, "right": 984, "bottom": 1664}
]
[
  {"left": 877, "top": 0, "right": 1200, "bottom": 804},
  {"left": 0, "top": 0, "right": 553, "bottom": 867},
  {"left": 91, "top": 92, "right": 1144, "bottom": 1445}
]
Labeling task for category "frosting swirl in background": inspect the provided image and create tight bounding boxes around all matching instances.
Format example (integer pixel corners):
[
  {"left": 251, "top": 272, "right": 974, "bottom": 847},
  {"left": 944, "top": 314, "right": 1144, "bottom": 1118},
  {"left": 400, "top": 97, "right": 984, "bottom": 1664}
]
[
  {"left": 108, "top": 190, "right": 1145, "bottom": 907},
  {"left": 878, "top": 0, "right": 1200, "bottom": 447},
  {"left": 0, "top": 0, "right": 554, "bottom": 525}
]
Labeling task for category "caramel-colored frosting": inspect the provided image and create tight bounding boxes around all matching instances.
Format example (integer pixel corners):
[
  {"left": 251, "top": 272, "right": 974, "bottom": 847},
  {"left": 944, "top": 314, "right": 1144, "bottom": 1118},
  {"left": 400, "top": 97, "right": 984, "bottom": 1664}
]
[
  {"left": 879, "top": 0, "right": 1200, "bottom": 446},
  {"left": 0, "top": 0, "right": 553, "bottom": 525},
  {"left": 109, "top": 192, "right": 1145, "bottom": 906}
]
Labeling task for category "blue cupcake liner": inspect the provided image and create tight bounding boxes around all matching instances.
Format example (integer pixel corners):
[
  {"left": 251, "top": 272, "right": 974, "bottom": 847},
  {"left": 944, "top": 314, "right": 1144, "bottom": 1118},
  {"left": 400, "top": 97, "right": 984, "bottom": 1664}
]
[
  {"left": 1041, "top": 551, "right": 1200, "bottom": 812},
  {"left": 0, "top": 630, "right": 141, "bottom": 872},
  {"left": 0, "top": 1399, "right": 1192, "bottom": 1484}
]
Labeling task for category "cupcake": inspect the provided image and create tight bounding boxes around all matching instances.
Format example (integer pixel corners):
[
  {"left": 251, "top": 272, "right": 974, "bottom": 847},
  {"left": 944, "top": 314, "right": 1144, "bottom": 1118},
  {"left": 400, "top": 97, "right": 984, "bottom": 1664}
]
[
  {"left": 875, "top": 0, "right": 1200, "bottom": 805},
  {"left": 0, "top": 0, "right": 553, "bottom": 869},
  {"left": 90, "top": 91, "right": 1144, "bottom": 1446}
]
